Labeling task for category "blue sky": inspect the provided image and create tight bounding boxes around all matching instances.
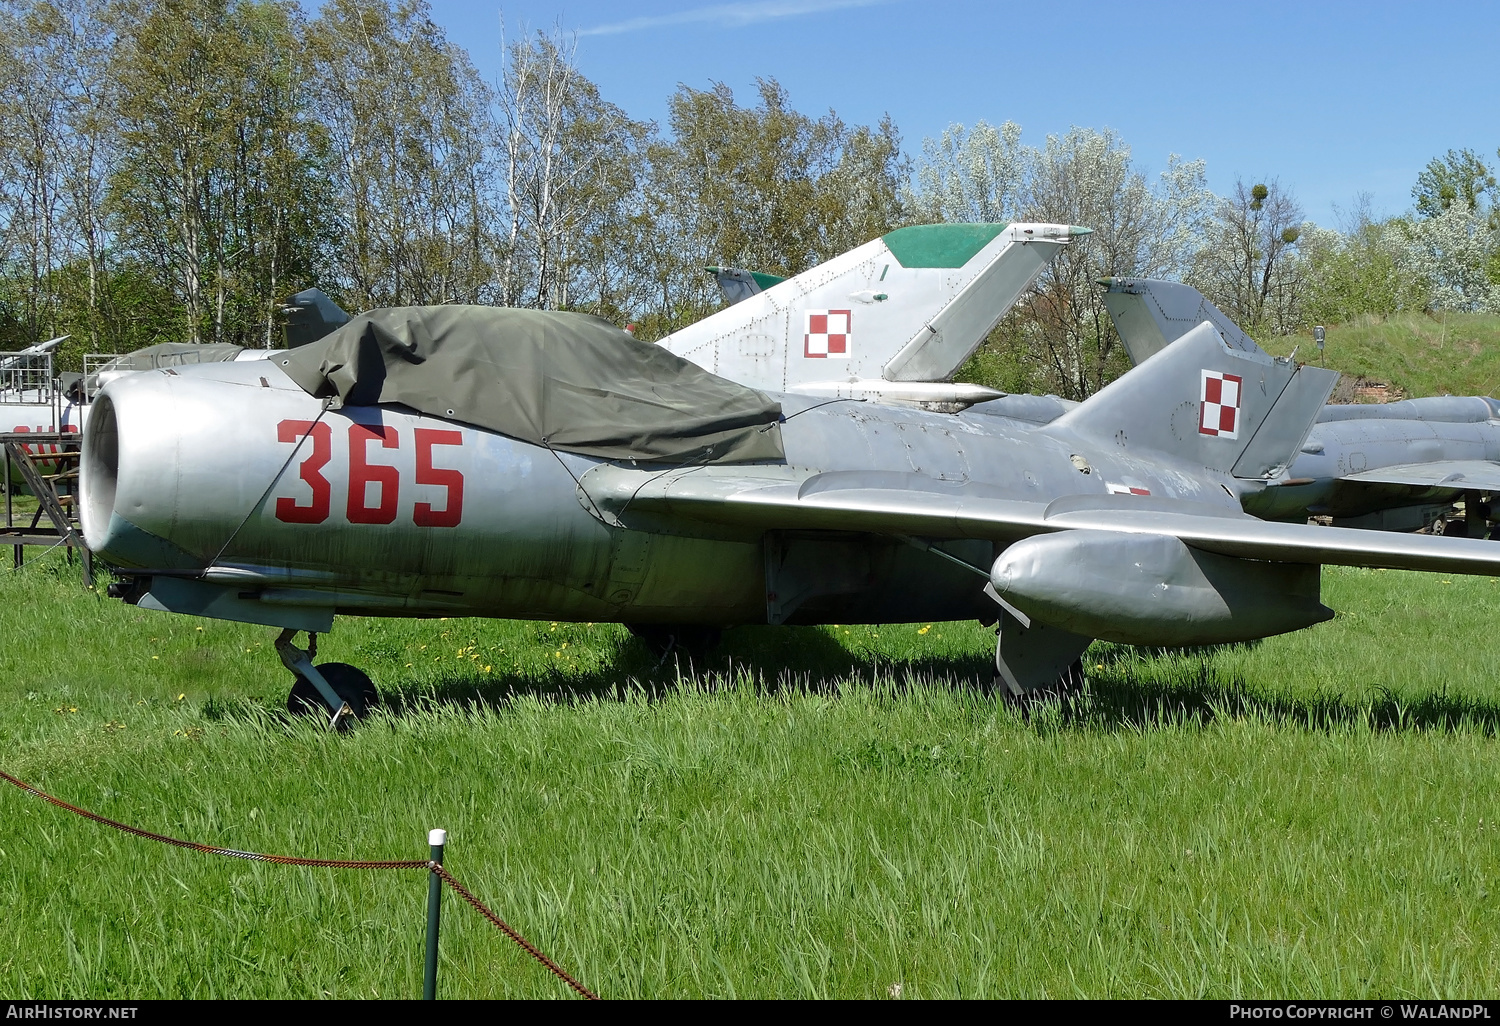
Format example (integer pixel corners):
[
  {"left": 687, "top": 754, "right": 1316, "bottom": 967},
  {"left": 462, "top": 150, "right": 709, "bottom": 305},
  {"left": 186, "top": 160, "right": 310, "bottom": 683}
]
[{"left": 425, "top": 0, "right": 1500, "bottom": 227}]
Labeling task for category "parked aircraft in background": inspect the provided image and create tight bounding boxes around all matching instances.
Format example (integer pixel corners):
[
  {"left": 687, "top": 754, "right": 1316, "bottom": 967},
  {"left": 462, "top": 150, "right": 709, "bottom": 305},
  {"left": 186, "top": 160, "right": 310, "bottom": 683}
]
[
  {"left": 79, "top": 284, "right": 1500, "bottom": 724},
  {"left": 702, "top": 257, "right": 1500, "bottom": 538},
  {"left": 4, "top": 219, "right": 1081, "bottom": 442},
  {"left": 660, "top": 222, "right": 1089, "bottom": 408},
  {"left": 0, "top": 290, "right": 345, "bottom": 442},
  {"left": 1098, "top": 278, "right": 1500, "bottom": 535},
  {"left": 0, "top": 334, "right": 67, "bottom": 371}
]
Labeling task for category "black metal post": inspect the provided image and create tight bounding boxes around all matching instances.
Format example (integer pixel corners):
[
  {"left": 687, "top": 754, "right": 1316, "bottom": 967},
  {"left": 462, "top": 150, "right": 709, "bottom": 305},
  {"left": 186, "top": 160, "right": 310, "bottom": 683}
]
[{"left": 424, "top": 828, "right": 446, "bottom": 1000}]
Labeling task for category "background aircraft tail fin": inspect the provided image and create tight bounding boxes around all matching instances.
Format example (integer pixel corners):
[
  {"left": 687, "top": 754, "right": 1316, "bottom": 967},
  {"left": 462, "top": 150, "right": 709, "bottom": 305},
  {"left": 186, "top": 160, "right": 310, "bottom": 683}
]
[
  {"left": 1099, "top": 276, "right": 1261, "bottom": 365},
  {"left": 708, "top": 266, "right": 785, "bottom": 305},
  {"left": 281, "top": 288, "right": 350, "bottom": 349},
  {"left": 1048, "top": 320, "right": 1337, "bottom": 478},
  {"left": 658, "top": 223, "right": 1088, "bottom": 399}
]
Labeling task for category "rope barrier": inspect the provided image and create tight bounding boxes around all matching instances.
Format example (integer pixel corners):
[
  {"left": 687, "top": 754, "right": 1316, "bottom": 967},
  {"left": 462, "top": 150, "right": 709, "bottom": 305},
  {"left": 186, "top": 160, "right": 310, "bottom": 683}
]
[
  {"left": 432, "top": 864, "right": 597, "bottom": 999},
  {"left": 0, "top": 768, "right": 597, "bottom": 999}
]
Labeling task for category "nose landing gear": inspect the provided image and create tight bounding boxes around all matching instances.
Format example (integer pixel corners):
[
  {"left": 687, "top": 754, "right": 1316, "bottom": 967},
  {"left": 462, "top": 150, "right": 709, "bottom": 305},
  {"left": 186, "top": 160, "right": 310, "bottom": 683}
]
[{"left": 275, "top": 628, "right": 379, "bottom": 730}]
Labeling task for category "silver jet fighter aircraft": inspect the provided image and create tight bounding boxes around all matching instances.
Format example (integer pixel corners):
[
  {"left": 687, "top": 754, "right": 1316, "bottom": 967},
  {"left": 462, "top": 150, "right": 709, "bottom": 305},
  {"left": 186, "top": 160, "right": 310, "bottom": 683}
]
[{"left": 80, "top": 302, "right": 1500, "bottom": 721}]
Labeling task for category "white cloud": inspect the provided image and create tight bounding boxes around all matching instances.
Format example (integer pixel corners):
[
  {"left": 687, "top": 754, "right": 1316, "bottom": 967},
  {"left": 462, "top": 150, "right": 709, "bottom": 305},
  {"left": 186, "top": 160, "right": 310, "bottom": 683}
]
[{"left": 579, "top": 0, "right": 888, "bottom": 38}]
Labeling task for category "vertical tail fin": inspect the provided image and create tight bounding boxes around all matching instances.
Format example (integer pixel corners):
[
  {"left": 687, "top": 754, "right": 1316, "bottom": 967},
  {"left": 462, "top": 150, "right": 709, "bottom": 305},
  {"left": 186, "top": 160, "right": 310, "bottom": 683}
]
[
  {"left": 707, "top": 266, "right": 785, "bottom": 305},
  {"left": 1046, "top": 321, "right": 1338, "bottom": 478},
  {"left": 281, "top": 288, "right": 351, "bottom": 349},
  {"left": 1099, "top": 276, "right": 1261, "bottom": 365},
  {"left": 659, "top": 223, "right": 1088, "bottom": 403}
]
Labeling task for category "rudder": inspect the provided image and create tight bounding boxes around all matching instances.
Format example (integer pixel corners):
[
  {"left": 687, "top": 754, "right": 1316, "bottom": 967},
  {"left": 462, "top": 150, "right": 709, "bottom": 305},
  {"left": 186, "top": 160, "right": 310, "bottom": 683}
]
[{"left": 1045, "top": 321, "right": 1337, "bottom": 477}]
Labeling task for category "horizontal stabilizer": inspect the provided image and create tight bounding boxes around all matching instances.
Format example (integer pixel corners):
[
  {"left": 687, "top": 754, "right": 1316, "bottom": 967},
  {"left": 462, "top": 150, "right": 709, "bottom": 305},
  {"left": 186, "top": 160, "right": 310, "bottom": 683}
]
[{"left": 794, "top": 379, "right": 1003, "bottom": 408}]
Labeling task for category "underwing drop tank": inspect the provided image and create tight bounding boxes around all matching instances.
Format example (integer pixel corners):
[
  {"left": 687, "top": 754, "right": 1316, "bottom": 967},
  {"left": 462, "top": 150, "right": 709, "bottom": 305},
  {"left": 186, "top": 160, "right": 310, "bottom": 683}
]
[{"left": 989, "top": 529, "right": 1333, "bottom": 646}]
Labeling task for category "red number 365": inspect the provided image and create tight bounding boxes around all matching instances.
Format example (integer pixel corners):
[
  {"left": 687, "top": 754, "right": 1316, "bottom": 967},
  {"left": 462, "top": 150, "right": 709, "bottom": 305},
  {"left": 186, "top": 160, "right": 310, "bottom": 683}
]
[{"left": 274, "top": 420, "right": 464, "bottom": 527}]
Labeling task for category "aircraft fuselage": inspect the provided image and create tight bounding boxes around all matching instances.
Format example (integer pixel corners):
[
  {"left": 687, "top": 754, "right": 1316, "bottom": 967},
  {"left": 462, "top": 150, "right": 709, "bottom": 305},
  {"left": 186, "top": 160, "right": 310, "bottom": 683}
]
[{"left": 82, "top": 361, "right": 1244, "bottom": 628}]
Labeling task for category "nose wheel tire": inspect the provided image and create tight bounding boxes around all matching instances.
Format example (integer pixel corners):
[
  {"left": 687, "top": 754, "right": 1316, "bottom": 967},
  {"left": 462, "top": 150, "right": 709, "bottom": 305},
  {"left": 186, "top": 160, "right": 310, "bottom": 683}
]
[{"left": 288, "top": 662, "right": 379, "bottom": 720}]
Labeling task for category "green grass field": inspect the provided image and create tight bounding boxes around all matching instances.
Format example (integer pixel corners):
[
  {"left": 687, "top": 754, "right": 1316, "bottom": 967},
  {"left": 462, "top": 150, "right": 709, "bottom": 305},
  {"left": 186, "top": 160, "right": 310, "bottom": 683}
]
[
  {"left": 3, "top": 552, "right": 1500, "bottom": 998},
  {"left": 1272, "top": 311, "right": 1500, "bottom": 400}
]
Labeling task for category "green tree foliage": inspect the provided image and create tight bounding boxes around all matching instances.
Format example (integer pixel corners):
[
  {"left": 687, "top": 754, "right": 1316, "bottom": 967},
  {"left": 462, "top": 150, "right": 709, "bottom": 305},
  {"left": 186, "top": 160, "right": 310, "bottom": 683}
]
[
  {"left": 624, "top": 77, "right": 905, "bottom": 339},
  {"left": 1299, "top": 224, "right": 1419, "bottom": 325},
  {"left": 495, "top": 30, "right": 654, "bottom": 317},
  {"left": 108, "top": 0, "right": 330, "bottom": 347},
  {"left": 915, "top": 124, "right": 1211, "bottom": 398},
  {"left": 1413, "top": 148, "right": 1498, "bottom": 224},
  {"left": 658, "top": 78, "right": 906, "bottom": 280},
  {"left": 5, "top": 0, "right": 1498, "bottom": 397},
  {"left": 306, "top": 0, "right": 494, "bottom": 310},
  {"left": 0, "top": 0, "right": 117, "bottom": 361},
  {"left": 1189, "top": 179, "right": 1305, "bottom": 335}
]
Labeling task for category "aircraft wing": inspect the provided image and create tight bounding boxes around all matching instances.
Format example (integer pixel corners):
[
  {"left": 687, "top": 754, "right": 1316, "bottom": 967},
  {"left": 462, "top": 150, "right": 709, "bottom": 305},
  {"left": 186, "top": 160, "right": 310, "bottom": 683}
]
[
  {"left": 1339, "top": 460, "right": 1500, "bottom": 491},
  {"left": 582, "top": 464, "right": 1500, "bottom": 577}
]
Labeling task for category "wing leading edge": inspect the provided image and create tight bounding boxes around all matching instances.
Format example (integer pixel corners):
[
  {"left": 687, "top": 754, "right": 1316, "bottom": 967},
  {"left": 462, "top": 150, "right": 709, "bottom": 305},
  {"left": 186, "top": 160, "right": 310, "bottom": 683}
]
[{"left": 581, "top": 464, "right": 1500, "bottom": 577}]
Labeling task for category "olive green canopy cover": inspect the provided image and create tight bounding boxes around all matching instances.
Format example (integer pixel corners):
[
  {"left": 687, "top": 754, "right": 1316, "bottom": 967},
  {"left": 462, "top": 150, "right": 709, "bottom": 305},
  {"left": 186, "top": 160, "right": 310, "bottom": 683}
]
[
  {"left": 277, "top": 306, "right": 785, "bottom": 464},
  {"left": 103, "top": 342, "right": 245, "bottom": 372}
]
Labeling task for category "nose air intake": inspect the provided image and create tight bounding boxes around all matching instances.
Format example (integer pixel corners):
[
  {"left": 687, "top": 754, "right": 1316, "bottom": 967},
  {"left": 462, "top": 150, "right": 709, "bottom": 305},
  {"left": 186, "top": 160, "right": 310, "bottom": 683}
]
[{"left": 80, "top": 392, "right": 119, "bottom": 550}]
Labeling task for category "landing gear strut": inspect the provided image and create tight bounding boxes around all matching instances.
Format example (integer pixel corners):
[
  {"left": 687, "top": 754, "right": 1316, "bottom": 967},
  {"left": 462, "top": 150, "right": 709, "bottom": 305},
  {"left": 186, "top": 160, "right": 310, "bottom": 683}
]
[
  {"left": 626, "top": 624, "right": 722, "bottom": 663},
  {"left": 993, "top": 607, "right": 1092, "bottom": 709},
  {"left": 275, "top": 628, "right": 379, "bottom": 730}
]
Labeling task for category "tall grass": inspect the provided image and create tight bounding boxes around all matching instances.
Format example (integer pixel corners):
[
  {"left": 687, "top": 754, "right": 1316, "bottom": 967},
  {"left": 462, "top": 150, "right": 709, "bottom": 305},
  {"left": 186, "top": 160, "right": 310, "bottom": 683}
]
[
  {"left": 1272, "top": 311, "right": 1500, "bottom": 400},
  {"left": 3, "top": 555, "right": 1500, "bottom": 997}
]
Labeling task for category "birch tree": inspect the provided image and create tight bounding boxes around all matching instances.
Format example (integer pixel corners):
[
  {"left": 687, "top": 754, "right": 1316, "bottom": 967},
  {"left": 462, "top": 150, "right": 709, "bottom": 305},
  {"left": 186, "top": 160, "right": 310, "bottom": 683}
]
[
  {"left": 0, "top": 0, "right": 119, "bottom": 354},
  {"left": 496, "top": 29, "right": 653, "bottom": 314},
  {"left": 1189, "top": 179, "right": 1305, "bottom": 335},
  {"left": 914, "top": 124, "right": 1212, "bottom": 398},
  {"left": 110, "top": 0, "right": 326, "bottom": 346},
  {"left": 307, "top": 0, "right": 497, "bottom": 310}
]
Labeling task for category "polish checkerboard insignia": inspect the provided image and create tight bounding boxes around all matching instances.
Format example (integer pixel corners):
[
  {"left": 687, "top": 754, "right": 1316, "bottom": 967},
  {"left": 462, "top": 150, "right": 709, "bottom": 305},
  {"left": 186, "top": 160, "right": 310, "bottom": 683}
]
[
  {"left": 1199, "top": 369, "right": 1242, "bottom": 438},
  {"left": 804, "top": 310, "right": 851, "bottom": 359}
]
